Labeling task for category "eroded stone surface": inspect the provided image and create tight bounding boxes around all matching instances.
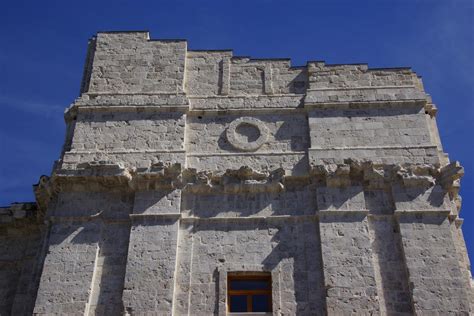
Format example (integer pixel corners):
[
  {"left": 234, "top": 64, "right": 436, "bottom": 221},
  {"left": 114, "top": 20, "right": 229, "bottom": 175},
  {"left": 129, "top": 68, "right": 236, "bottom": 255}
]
[{"left": 1, "top": 31, "right": 472, "bottom": 315}]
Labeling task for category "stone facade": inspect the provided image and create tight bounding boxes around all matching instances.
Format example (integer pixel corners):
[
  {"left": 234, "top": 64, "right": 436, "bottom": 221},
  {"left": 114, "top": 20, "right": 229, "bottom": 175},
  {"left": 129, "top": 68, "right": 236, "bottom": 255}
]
[{"left": 0, "top": 31, "right": 472, "bottom": 315}]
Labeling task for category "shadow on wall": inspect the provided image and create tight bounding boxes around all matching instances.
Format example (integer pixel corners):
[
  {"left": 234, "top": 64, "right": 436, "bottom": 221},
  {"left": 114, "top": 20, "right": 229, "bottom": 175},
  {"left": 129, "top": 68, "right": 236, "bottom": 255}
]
[
  {"left": 392, "top": 183, "right": 449, "bottom": 209},
  {"left": 182, "top": 183, "right": 316, "bottom": 218},
  {"left": 182, "top": 179, "right": 451, "bottom": 219},
  {"left": 288, "top": 70, "right": 308, "bottom": 95},
  {"left": 44, "top": 190, "right": 134, "bottom": 315},
  {"left": 45, "top": 219, "right": 131, "bottom": 315},
  {"left": 90, "top": 222, "right": 131, "bottom": 315},
  {"left": 368, "top": 217, "right": 413, "bottom": 315},
  {"left": 191, "top": 218, "right": 327, "bottom": 315}
]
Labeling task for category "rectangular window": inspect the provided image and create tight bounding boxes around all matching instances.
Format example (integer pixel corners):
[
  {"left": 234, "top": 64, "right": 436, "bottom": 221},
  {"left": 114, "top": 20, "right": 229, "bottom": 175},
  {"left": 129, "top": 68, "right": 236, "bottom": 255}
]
[{"left": 228, "top": 273, "right": 272, "bottom": 313}]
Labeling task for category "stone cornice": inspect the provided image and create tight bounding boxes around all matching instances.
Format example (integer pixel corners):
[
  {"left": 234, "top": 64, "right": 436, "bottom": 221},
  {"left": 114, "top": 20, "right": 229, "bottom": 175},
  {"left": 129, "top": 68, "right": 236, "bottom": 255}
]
[
  {"left": 64, "top": 93, "right": 190, "bottom": 119},
  {"left": 310, "top": 159, "right": 461, "bottom": 191},
  {"left": 304, "top": 99, "right": 426, "bottom": 110},
  {"left": 0, "top": 202, "right": 41, "bottom": 226},
  {"left": 182, "top": 166, "right": 285, "bottom": 194},
  {"left": 45, "top": 160, "right": 464, "bottom": 191},
  {"left": 304, "top": 86, "right": 426, "bottom": 103},
  {"left": 77, "top": 92, "right": 189, "bottom": 106},
  {"left": 33, "top": 160, "right": 464, "bottom": 221},
  {"left": 62, "top": 88, "right": 433, "bottom": 117}
]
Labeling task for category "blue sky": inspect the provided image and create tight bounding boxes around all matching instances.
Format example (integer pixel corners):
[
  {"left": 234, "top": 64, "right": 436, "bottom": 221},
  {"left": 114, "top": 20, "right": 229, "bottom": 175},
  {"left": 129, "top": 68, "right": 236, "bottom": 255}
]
[{"left": 1, "top": 0, "right": 473, "bottom": 261}]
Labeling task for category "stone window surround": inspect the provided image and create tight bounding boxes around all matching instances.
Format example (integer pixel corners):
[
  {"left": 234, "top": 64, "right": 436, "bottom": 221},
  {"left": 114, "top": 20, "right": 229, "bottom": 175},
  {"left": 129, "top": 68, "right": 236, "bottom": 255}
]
[{"left": 217, "top": 265, "right": 279, "bottom": 316}]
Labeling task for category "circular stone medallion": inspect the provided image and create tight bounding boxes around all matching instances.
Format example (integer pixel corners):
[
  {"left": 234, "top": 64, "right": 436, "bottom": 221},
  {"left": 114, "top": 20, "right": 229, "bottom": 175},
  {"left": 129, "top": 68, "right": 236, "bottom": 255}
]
[{"left": 226, "top": 117, "right": 269, "bottom": 151}]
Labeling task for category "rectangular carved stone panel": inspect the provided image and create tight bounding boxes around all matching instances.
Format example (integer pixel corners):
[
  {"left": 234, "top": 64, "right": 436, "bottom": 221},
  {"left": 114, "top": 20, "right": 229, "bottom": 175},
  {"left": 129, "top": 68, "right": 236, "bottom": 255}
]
[
  {"left": 123, "top": 216, "right": 179, "bottom": 314},
  {"left": 85, "top": 222, "right": 130, "bottom": 315},
  {"left": 368, "top": 216, "right": 413, "bottom": 315},
  {"left": 397, "top": 214, "right": 471, "bottom": 314},
  {"left": 319, "top": 213, "right": 380, "bottom": 315},
  {"left": 34, "top": 221, "right": 101, "bottom": 315}
]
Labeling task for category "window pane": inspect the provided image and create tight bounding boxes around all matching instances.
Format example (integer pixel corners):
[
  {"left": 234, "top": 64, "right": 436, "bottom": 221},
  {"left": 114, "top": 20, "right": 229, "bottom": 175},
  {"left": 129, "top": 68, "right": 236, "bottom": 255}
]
[
  {"left": 252, "top": 294, "right": 271, "bottom": 312},
  {"left": 229, "top": 295, "right": 247, "bottom": 312},
  {"left": 230, "top": 279, "right": 270, "bottom": 290}
]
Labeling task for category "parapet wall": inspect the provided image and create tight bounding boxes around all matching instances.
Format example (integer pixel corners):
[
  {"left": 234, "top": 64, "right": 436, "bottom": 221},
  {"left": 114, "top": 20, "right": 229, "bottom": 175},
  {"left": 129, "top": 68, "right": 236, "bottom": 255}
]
[
  {"left": 82, "top": 31, "right": 423, "bottom": 98},
  {"left": 83, "top": 32, "right": 187, "bottom": 94}
]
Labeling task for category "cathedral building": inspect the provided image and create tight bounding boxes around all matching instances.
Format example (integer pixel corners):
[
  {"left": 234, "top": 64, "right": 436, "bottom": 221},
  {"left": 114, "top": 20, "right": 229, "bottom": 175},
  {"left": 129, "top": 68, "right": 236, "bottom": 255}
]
[{"left": 0, "top": 31, "right": 472, "bottom": 315}]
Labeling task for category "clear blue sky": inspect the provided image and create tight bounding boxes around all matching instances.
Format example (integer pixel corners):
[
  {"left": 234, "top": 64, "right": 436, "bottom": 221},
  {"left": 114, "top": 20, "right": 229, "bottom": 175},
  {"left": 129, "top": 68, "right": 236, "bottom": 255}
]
[{"left": 1, "top": 0, "right": 473, "bottom": 263}]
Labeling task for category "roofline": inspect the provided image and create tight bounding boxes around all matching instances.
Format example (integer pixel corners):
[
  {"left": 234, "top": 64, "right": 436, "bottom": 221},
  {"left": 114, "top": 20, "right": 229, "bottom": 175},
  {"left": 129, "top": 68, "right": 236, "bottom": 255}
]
[
  {"left": 97, "top": 30, "right": 150, "bottom": 34},
  {"left": 188, "top": 49, "right": 233, "bottom": 52}
]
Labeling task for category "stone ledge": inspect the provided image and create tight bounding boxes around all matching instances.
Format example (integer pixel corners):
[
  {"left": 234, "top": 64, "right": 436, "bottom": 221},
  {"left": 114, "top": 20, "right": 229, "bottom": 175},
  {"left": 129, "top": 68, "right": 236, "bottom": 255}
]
[
  {"left": 33, "top": 162, "right": 464, "bottom": 222},
  {"left": 319, "top": 210, "right": 369, "bottom": 216},
  {"left": 394, "top": 210, "right": 451, "bottom": 216},
  {"left": 0, "top": 202, "right": 39, "bottom": 225},
  {"left": 71, "top": 93, "right": 189, "bottom": 108},
  {"left": 304, "top": 99, "right": 426, "bottom": 110},
  {"left": 66, "top": 149, "right": 186, "bottom": 155},
  {"left": 180, "top": 214, "right": 317, "bottom": 222},
  {"left": 187, "top": 151, "right": 306, "bottom": 157},
  {"left": 129, "top": 213, "right": 180, "bottom": 219},
  {"left": 187, "top": 107, "right": 308, "bottom": 116},
  {"left": 309, "top": 146, "right": 440, "bottom": 166},
  {"left": 310, "top": 145, "right": 437, "bottom": 151},
  {"left": 189, "top": 94, "right": 304, "bottom": 110}
]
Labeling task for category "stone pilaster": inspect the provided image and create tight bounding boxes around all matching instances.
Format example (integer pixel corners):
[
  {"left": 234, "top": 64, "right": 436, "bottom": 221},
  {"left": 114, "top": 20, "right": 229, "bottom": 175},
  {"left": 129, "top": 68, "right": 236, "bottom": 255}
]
[
  {"left": 122, "top": 189, "right": 181, "bottom": 314},
  {"left": 34, "top": 218, "right": 101, "bottom": 314},
  {"left": 33, "top": 189, "right": 133, "bottom": 315},
  {"left": 363, "top": 165, "right": 413, "bottom": 315},
  {"left": 315, "top": 165, "right": 380, "bottom": 315},
  {"left": 397, "top": 213, "right": 471, "bottom": 314},
  {"left": 393, "top": 163, "right": 471, "bottom": 314}
]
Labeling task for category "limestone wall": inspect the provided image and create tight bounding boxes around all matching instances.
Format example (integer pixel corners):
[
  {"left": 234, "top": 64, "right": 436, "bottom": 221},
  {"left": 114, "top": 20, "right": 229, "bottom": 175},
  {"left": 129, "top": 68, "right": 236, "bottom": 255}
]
[
  {"left": 319, "top": 213, "right": 380, "bottom": 314},
  {"left": 309, "top": 106, "right": 431, "bottom": 148},
  {"left": 185, "top": 51, "right": 231, "bottom": 96},
  {"left": 64, "top": 31, "right": 442, "bottom": 175},
  {"left": 186, "top": 112, "right": 309, "bottom": 175},
  {"left": 307, "top": 63, "right": 423, "bottom": 89},
  {"left": 173, "top": 217, "right": 326, "bottom": 315},
  {"left": 70, "top": 111, "right": 185, "bottom": 152},
  {"left": 0, "top": 204, "right": 44, "bottom": 316},
  {"left": 63, "top": 110, "right": 186, "bottom": 170},
  {"left": 369, "top": 217, "right": 413, "bottom": 315},
  {"left": 182, "top": 188, "right": 315, "bottom": 218},
  {"left": 33, "top": 192, "right": 133, "bottom": 315},
  {"left": 86, "top": 32, "right": 186, "bottom": 94},
  {"left": 185, "top": 51, "right": 307, "bottom": 97},
  {"left": 308, "top": 104, "right": 439, "bottom": 166},
  {"left": 398, "top": 214, "right": 471, "bottom": 313},
  {"left": 2, "top": 31, "right": 470, "bottom": 315}
]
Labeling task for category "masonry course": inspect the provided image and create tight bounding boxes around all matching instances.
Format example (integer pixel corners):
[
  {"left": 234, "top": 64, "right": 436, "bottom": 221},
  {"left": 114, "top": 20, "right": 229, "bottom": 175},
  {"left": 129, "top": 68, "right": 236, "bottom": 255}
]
[{"left": 0, "top": 31, "right": 472, "bottom": 315}]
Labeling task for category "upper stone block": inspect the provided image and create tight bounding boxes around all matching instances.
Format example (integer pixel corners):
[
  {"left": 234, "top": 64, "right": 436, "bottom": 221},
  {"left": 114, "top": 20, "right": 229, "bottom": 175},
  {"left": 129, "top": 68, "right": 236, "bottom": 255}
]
[
  {"left": 305, "top": 62, "right": 427, "bottom": 104},
  {"left": 82, "top": 31, "right": 187, "bottom": 94},
  {"left": 79, "top": 31, "right": 429, "bottom": 104},
  {"left": 67, "top": 31, "right": 446, "bottom": 174}
]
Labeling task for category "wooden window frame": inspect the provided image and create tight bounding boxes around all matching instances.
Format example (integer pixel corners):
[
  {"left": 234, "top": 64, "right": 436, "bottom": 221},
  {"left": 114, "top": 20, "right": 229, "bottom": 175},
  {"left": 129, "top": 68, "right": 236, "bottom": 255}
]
[{"left": 227, "top": 273, "right": 272, "bottom": 313}]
